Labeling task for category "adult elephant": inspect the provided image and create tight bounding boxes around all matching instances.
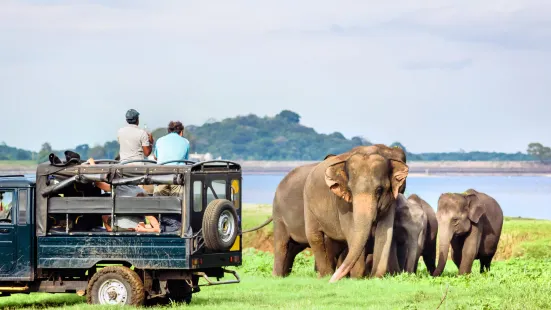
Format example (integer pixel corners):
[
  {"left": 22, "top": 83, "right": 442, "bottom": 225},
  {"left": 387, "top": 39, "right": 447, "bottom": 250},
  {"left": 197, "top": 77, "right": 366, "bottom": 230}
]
[
  {"left": 243, "top": 145, "right": 407, "bottom": 278},
  {"left": 407, "top": 194, "right": 438, "bottom": 274},
  {"left": 303, "top": 149, "right": 409, "bottom": 282},
  {"left": 433, "top": 189, "right": 503, "bottom": 276}
]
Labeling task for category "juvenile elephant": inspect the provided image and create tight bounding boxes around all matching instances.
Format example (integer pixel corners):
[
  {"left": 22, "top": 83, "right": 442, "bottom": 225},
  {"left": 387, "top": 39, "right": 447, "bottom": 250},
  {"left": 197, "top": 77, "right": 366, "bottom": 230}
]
[
  {"left": 407, "top": 194, "right": 438, "bottom": 274},
  {"left": 304, "top": 150, "right": 409, "bottom": 282},
  {"left": 433, "top": 189, "right": 503, "bottom": 276},
  {"left": 394, "top": 194, "right": 427, "bottom": 273}
]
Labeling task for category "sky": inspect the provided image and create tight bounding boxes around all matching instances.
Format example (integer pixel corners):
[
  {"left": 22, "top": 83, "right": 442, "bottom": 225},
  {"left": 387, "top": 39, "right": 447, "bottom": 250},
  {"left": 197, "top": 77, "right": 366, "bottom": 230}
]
[{"left": 1, "top": 0, "right": 550, "bottom": 153}]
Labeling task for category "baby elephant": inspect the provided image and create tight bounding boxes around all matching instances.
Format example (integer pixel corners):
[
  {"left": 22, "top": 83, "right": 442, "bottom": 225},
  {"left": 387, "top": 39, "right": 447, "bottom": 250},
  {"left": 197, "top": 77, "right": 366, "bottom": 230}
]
[
  {"left": 433, "top": 189, "right": 503, "bottom": 276},
  {"left": 393, "top": 194, "right": 427, "bottom": 273},
  {"left": 407, "top": 194, "right": 438, "bottom": 275}
]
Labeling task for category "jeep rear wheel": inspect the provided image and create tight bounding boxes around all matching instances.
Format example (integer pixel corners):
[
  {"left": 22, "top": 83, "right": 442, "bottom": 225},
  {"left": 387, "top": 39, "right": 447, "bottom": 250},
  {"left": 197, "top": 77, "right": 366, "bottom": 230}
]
[
  {"left": 202, "top": 199, "right": 239, "bottom": 251},
  {"left": 87, "top": 266, "right": 144, "bottom": 306}
]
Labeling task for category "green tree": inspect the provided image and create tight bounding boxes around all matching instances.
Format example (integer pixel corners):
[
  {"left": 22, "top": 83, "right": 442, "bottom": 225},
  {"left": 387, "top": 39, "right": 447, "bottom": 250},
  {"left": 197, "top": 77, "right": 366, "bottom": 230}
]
[
  {"left": 276, "top": 110, "right": 301, "bottom": 124},
  {"left": 88, "top": 145, "right": 106, "bottom": 159},
  {"left": 103, "top": 141, "right": 119, "bottom": 159},
  {"left": 37, "top": 142, "right": 53, "bottom": 163},
  {"left": 390, "top": 142, "right": 407, "bottom": 154},
  {"left": 527, "top": 143, "right": 551, "bottom": 163}
]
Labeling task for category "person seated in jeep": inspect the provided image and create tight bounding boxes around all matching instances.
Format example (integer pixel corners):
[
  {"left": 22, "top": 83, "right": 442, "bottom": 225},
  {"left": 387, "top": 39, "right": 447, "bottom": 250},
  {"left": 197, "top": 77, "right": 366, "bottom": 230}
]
[
  {"left": 0, "top": 191, "right": 13, "bottom": 222},
  {"left": 102, "top": 214, "right": 160, "bottom": 233},
  {"left": 87, "top": 158, "right": 147, "bottom": 197}
]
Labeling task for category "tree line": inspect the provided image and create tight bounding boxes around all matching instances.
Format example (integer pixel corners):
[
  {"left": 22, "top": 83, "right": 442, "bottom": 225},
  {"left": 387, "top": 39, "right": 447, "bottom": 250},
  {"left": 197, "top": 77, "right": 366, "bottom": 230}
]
[{"left": 1, "top": 110, "right": 550, "bottom": 162}]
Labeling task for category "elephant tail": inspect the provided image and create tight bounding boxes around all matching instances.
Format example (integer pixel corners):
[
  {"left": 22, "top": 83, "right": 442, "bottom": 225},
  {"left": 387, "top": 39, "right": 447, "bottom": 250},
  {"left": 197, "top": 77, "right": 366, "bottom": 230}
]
[{"left": 241, "top": 216, "right": 273, "bottom": 234}]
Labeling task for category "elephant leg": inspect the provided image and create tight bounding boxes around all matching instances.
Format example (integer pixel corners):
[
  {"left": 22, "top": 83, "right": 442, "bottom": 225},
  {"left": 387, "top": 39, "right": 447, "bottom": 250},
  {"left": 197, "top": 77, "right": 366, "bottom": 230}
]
[
  {"left": 450, "top": 239, "right": 463, "bottom": 270},
  {"left": 371, "top": 206, "right": 395, "bottom": 278},
  {"left": 286, "top": 240, "right": 308, "bottom": 275},
  {"left": 365, "top": 253, "right": 373, "bottom": 273},
  {"left": 422, "top": 238, "right": 437, "bottom": 275},
  {"left": 273, "top": 220, "right": 299, "bottom": 277},
  {"left": 403, "top": 236, "right": 419, "bottom": 273},
  {"left": 458, "top": 225, "right": 482, "bottom": 275},
  {"left": 388, "top": 239, "right": 401, "bottom": 275},
  {"left": 325, "top": 237, "right": 346, "bottom": 272},
  {"left": 479, "top": 254, "right": 493, "bottom": 273},
  {"left": 413, "top": 229, "right": 425, "bottom": 274},
  {"left": 349, "top": 248, "right": 367, "bottom": 278},
  {"left": 305, "top": 209, "right": 333, "bottom": 277}
]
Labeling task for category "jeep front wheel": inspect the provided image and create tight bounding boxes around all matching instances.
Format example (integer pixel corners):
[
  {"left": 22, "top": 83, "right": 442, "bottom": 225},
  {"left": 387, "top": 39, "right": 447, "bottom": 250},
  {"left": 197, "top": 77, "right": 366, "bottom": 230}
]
[
  {"left": 202, "top": 199, "right": 239, "bottom": 251},
  {"left": 87, "top": 266, "right": 145, "bottom": 306}
]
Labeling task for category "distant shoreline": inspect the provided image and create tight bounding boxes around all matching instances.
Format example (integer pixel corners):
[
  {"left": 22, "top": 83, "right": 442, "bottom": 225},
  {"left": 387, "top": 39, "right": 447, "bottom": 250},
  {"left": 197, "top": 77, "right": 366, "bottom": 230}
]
[{"left": 2, "top": 160, "right": 551, "bottom": 177}]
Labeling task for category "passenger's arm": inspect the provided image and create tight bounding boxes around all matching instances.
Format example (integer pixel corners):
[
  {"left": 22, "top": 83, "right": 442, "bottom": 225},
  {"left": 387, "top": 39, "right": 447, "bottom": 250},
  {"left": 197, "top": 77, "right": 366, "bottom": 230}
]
[
  {"left": 87, "top": 158, "right": 112, "bottom": 192},
  {"left": 141, "top": 131, "right": 153, "bottom": 157}
]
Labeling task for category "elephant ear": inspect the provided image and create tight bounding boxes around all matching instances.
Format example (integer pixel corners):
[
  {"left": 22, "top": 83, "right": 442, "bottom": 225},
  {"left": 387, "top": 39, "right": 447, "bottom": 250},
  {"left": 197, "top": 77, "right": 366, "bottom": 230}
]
[
  {"left": 466, "top": 194, "right": 485, "bottom": 224},
  {"left": 324, "top": 160, "right": 352, "bottom": 203},
  {"left": 323, "top": 154, "right": 337, "bottom": 160},
  {"left": 389, "top": 160, "right": 409, "bottom": 199}
]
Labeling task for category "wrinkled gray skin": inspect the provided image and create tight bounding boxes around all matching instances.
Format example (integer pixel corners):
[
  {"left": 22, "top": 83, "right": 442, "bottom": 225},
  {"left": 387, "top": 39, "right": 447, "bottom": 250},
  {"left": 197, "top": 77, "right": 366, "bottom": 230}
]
[
  {"left": 407, "top": 194, "right": 438, "bottom": 275},
  {"left": 266, "top": 145, "right": 406, "bottom": 277},
  {"left": 271, "top": 162, "right": 319, "bottom": 276},
  {"left": 304, "top": 150, "right": 409, "bottom": 282},
  {"left": 433, "top": 189, "right": 503, "bottom": 276},
  {"left": 394, "top": 194, "right": 427, "bottom": 273}
]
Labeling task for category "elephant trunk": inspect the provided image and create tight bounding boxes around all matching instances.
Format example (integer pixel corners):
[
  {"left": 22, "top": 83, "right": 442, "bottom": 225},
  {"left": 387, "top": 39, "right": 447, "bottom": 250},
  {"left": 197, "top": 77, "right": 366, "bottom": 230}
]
[
  {"left": 329, "top": 195, "right": 374, "bottom": 283},
  {"left": 433, "top": 227, "right": 452, "bottom": 277}
]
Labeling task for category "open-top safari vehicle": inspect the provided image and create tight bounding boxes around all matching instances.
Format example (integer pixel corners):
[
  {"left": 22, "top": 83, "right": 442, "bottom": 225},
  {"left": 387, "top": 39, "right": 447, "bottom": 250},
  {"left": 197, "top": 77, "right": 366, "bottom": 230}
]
[{"left": 0, "top": 157, "right": 243, "bottom": 306}]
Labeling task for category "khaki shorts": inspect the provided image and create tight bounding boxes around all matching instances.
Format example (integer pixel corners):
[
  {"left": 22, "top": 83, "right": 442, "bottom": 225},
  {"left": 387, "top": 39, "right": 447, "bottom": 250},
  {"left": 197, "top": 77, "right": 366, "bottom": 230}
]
[{"left": 154, "top": 184, "right": 184, "bottom": 196}]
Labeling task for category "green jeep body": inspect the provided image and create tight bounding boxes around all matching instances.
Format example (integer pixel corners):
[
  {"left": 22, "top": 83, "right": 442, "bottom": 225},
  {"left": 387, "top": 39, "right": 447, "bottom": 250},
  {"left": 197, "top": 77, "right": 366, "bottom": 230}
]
[{"left": 0, "top": 159, "right": 243, "bottom": 305}]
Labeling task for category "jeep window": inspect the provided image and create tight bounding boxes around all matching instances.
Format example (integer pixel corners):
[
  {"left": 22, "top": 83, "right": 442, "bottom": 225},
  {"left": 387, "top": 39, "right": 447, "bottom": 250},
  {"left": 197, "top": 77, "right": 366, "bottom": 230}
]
[
  {"left": 207, "top": 180, "right": 226, "bottom": 205},
  {"left": 193, "top": 181, "right": 203, "bottom": 212},
  {"left": 0, "top": 190, "right": 14, "bottom": 223},
  {"left": 18, "top": 189, "right": 28, "bottom": 225}
]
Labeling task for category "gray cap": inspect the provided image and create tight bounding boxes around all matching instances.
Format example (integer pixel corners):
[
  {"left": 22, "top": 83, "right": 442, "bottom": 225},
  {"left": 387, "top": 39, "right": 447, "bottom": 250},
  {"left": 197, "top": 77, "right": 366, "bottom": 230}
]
[{"left": 125, "top": 109, "right": 140, "bottom": 121}]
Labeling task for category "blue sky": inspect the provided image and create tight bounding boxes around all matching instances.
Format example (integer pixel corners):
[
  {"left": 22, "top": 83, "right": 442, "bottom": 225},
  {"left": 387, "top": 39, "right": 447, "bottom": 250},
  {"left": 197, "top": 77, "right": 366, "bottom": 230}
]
[{"left": 1, "top": 0, "right": 550, "bottom": 153}]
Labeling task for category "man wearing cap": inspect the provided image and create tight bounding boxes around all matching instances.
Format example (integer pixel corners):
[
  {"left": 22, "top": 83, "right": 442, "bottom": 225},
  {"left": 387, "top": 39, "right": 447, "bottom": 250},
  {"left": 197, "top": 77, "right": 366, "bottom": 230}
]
[{"left": 117, "top": 109, "right": 154, "bottom": 163}]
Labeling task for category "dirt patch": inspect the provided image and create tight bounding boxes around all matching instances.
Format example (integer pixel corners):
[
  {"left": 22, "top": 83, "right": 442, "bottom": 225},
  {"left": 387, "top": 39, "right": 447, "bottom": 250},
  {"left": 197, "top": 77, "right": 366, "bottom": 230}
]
[{"left": 243, "top": 229, "right": 274, "bottom": 253}]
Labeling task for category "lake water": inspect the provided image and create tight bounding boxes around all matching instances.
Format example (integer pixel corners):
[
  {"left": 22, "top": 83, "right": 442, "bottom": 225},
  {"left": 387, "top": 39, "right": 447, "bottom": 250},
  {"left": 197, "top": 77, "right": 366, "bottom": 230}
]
[{"left": 242, "top": 174, "right": 551, "bottom": 220}]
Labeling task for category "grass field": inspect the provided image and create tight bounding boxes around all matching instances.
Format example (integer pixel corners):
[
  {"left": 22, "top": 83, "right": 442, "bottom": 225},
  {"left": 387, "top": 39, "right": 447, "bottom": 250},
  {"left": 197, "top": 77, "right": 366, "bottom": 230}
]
[
  {"left": 0, "top": 160, "right": 36, "bottom": 167},
  {"left": 1, "top": 204, "right": 550, "bottom": 309}
]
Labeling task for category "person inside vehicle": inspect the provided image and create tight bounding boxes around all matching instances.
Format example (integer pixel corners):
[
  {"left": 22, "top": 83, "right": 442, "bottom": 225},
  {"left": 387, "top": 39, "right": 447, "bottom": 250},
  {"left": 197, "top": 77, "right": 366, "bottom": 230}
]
[
  {"left": 153, "top": 121, "right": 190, "bottom": 196},
  {"left": 0, "top": 191, "right": 13, "bottom": 222},
  {"left": 117, "top": 109, "right": 154, "bottom": 163},
  {"left": 102, "top": 214, "right": 160, "bottom": 233},
  {"left": 86, "top": 157, "right": 148, "bottom": 197}
]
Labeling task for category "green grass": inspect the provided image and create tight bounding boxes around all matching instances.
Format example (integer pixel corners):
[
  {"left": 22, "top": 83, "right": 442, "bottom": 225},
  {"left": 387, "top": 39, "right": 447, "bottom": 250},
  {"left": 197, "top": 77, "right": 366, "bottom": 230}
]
[
  {"left": 1, "top": 252, "right": 550, "bottom": 309},
  {"left": 0, "top": 160, "right": 36, "bottom": 167},
  {"left": 1, "top": 205, "right": 550, "bottom": 309}
]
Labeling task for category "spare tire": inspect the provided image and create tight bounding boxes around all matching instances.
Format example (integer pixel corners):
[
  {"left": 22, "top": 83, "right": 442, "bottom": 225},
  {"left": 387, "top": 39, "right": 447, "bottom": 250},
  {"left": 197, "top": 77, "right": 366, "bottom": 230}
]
[{"left": 202, "top": 199, "right": 239, "bottom": 251}]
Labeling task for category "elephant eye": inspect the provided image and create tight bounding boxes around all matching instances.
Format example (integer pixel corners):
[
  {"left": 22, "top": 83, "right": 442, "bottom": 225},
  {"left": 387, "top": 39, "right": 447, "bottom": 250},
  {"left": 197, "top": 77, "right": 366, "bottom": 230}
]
[{"left": 375, "top": 186, "right": 383, "bottom": 197}]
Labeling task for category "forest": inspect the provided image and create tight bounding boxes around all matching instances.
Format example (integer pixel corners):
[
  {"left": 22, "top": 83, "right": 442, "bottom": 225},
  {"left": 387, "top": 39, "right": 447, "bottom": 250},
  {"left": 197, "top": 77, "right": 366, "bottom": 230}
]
[{"left": 0, "top": 110, "right": 549, "bottom": 162}]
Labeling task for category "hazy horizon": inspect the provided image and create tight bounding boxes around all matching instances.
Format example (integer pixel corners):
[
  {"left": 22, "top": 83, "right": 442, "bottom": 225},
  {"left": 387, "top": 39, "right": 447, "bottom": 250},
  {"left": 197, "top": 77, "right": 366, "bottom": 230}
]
[{"left": 1, "top": 0, "right": 550, "bottom": 153}]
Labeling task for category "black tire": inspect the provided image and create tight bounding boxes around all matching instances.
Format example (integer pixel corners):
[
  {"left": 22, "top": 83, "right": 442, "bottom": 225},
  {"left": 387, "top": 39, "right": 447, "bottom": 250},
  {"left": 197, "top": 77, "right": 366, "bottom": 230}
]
[
  {"left": 202, "top": 199, "right": 239, "bottom": 251},
  {"left": 86, "top": 266, "right": 145, "bottom": 306},
  {"left": 167, "top": 280, "right": 193, "bottom": 304}
]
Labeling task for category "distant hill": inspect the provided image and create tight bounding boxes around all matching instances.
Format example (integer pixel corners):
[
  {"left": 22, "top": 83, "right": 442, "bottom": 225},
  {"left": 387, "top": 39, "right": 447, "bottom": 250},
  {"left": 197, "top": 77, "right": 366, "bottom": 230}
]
[{"left": 0, "top": 110, "right": 542, "bottom": 162}]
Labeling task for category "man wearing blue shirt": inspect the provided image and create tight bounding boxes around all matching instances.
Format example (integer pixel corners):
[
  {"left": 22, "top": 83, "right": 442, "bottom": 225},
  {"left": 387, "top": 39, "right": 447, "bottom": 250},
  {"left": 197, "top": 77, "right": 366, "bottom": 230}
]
[{"left": 153, "top": 121, "right": 190, "bottom": 197}]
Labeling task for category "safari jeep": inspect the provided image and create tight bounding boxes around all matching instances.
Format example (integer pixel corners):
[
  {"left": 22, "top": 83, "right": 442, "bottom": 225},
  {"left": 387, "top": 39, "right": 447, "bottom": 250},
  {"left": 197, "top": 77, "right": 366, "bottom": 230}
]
[{"left": 0, "top": 159, "right": 242, "bottom": 306}]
